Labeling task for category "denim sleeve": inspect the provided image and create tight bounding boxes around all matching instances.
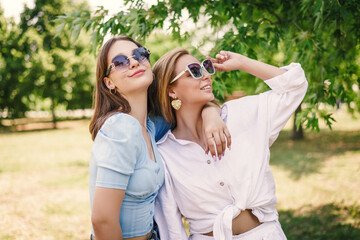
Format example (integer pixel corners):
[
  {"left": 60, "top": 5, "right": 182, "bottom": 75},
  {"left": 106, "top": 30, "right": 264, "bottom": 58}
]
[
  {"left": 150, "top": 115, "right": 172, "bottom": 142},
  {"left": 92, "top": 113, "right": 142, "bottom": 189}
]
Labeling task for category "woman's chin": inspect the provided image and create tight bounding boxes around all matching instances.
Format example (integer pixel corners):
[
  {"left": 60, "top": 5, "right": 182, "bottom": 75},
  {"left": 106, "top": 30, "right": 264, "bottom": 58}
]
[{"left": 205, "top": 94, "right": 215, "bottom": 103}]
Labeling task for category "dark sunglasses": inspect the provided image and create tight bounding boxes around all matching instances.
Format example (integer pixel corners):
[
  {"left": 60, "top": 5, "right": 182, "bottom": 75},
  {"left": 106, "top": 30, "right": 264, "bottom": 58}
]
[
  {"left": 105, "top": 47, "right": 151, "bottom": 77},
  {"left": 170, "top": 59, "right": 215, "bottom": 84}
]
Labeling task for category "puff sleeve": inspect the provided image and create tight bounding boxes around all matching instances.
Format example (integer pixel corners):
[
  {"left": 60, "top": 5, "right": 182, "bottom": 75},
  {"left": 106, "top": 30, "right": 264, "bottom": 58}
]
[{"left": 91, "top": 113, "right": 142, "bottom": 189}]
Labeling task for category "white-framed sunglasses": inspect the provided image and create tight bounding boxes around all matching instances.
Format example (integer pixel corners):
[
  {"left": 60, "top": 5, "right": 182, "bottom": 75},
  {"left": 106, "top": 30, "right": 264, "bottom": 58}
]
[{"left": 170, "top": 59, "right": 215, "bottom": 84}]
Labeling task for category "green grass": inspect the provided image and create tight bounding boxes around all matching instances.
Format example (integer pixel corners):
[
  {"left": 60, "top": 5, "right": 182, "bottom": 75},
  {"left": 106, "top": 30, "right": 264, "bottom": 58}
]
[
  {"left": 270, "top": 129, "right": 360, "bottom": 239},
  {"left": 270, "top": 109, "right": 360, "bottom": 239},
  {"left": 0, "top": 110, "right": 359, "bottom": 239},
  {"left": 0, "top": 120, "right": 92, "bottom": 240}
]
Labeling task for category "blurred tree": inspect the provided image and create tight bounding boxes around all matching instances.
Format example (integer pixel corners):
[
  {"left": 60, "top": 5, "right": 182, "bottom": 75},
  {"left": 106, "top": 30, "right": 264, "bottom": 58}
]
[
  {"left": 16, "top": 0, "right": 94, "bottom": 128},
  {"left": 0, "top": 6, "right": 32, "bottom": 121},
  {"left": 58, "top": 0, "right": 360, "bottom": 137}
]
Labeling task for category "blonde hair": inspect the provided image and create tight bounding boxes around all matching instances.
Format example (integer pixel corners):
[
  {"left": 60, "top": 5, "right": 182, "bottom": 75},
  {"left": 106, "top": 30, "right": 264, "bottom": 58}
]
[{"left": 150, "top": 48, "right": 189, "bottom": 126}]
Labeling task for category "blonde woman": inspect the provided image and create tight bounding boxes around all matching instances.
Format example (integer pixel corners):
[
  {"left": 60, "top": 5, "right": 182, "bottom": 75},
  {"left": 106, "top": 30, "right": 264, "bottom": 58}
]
[{"left": 152, "top": 48, "right": 308, "bottom": 240}]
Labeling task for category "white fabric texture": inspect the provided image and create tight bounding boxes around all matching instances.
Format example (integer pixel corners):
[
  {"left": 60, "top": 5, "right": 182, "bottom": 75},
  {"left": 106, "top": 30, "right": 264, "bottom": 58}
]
[{"left": 154, "top": 63, "right": 308, "bottom": 240}]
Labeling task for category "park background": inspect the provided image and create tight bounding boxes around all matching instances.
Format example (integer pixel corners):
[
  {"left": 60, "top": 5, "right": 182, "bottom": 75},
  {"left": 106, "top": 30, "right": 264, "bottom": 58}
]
[{"left": 0, "top": 0, "right": 359, "bottom": 239}]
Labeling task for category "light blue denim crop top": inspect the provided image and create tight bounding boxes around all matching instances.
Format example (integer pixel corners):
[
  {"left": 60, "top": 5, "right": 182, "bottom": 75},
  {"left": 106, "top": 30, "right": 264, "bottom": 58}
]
[{"left": 89, "top": 113, "right": 165, "bottom": 238}]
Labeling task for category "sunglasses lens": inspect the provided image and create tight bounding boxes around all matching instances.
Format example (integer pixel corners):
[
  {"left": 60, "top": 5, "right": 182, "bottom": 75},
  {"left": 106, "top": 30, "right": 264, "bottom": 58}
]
[
  {"left": 188, "top": 63, "right": 202, "bottom": 78},
  {"left": 112, "top": 55, "right": 129, "bottom": 69},
  {"left": 203, "top": 59, "right": 215, "bottom": 74},
  {"left": 133, "top": 47, "right": 150, "bottom": 62}
]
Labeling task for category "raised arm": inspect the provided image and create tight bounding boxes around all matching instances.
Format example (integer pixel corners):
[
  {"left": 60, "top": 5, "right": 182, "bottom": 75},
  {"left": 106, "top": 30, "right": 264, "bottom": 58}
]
[
  {"left": 207, "top": 51, "right": 285, "bottom": 80},
  {"left": 210, "top": 51, "right": 308, "bottom": 146}
]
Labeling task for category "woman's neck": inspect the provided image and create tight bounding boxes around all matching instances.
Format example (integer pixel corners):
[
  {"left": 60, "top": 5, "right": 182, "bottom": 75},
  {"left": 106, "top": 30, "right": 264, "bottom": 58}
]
[
  {"left": 173, "top": 105, "right": 205, "bottom": 148},
  {"left": 127, "top": 92, "right": 148, "bottom": 128}
]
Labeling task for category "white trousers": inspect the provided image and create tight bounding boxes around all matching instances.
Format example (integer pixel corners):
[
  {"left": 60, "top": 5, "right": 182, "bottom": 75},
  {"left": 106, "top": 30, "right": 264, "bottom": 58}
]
[{"left": 189, "top": 220, "right": 287, "bottom": 240}]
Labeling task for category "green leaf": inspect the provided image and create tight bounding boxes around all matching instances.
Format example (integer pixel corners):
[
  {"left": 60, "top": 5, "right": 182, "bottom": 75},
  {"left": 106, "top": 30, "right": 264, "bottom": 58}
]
[
  {"left": 54, "top": 22, "right": 66, "bottom": 37},
  {"left": 71, "top": 24, "right": 82, "bottom": 43}
]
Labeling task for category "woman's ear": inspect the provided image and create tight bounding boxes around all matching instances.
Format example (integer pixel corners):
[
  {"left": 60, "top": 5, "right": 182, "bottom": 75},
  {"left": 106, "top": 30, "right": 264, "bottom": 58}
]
[
  {"left": 104, "top": 77, "right": 114, "bottom": 90},
  {"left": 168, "top": 86, "right": 176, "bottom": 99}
]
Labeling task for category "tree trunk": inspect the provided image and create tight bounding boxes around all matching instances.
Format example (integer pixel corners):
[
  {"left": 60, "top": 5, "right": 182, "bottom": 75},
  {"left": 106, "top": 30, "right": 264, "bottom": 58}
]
[
  {"left": 292, "top": 105, "right": 304, "bottom": 140},
  {"left": 51, "top": 98, "right": 57, "bottom": 129}
]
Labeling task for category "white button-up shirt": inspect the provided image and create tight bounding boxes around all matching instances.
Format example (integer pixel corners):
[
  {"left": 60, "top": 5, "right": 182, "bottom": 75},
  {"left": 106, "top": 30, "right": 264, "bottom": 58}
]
[{"left": 154, "top": 63, "right": 308, "bottom": 240}]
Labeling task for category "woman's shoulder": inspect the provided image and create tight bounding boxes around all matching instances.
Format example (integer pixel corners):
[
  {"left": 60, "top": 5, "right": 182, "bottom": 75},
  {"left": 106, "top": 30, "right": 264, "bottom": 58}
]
[
  {"left": 222, "top": 95, "right": 260, "bottom": 113},
  {"left": 220, "top": 95, "right": 260, "bottom": 126},
  {"left": 100, "top": 112, "right": 142, "bottom": 140}
]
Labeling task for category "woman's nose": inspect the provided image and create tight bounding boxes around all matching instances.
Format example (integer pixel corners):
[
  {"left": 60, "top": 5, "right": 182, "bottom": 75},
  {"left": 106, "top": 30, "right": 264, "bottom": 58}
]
[
  {"left": 128, "top": 56, "right": 140, "bottom": 69},
  {"left": 202, "top": 69, "right": 211, "bottom": 80}
]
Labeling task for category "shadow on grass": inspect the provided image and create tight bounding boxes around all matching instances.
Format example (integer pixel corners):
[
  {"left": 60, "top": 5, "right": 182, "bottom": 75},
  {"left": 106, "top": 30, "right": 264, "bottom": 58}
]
[
  {"left": 280, "top": 203, "right": 360, "bottom": 240},
  {"left": 0, "top": 119, "right": 90, "bottom": 134},
  {"left": 270, "top": 130, "right": 360, "bottom": 180},
  {"left": 0, "top": 127, "right": 68, "bottom": 134}
]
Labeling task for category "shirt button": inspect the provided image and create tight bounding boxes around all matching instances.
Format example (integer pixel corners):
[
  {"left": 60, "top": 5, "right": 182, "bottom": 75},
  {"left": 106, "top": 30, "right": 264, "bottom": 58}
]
[
  {"left": 150, "top": 210, "right": 153, "bottom": 215},
  {"left": 207, "top": 160, "right": 211, "bottom": 164},
  {"left": 150, "top": 223, "right": 153, "bottom": 227},
  {"left": 219, "top": 181, "right": 225, "bottom": 186}
]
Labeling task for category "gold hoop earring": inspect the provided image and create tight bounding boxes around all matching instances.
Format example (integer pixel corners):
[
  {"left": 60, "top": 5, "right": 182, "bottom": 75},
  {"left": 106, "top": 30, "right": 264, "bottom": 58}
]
[
  {"left": 109, "top": 88, "right": 116, "bottom": 94},
  {"left": 171, "top": 97, "right": 182, "bottom": 110}
]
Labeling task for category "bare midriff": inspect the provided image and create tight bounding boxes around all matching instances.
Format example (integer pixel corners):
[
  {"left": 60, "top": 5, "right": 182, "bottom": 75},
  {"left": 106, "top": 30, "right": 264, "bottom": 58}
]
[{"left": 203, "top": 209, "right": 261, "bottom": 236}]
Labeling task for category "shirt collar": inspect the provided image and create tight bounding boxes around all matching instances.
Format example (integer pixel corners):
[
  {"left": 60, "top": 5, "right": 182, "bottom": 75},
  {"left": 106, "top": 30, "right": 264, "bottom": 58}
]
[{"left": 156, "top": 129, "right": 195, "bottom": 146}]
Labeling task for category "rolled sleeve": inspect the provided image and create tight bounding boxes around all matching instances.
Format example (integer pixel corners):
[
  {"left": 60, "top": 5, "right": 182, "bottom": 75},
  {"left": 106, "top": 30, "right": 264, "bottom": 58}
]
[
  {"left": 262, "top": 63, "right": 308, "bottom": 146},
  {"left": 264, "top": 63, "right": 307, "bottom": 94}
]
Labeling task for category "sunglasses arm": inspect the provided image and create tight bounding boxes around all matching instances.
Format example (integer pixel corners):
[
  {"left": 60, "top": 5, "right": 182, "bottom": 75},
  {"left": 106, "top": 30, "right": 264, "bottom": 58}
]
[
  {"left": 170, "top": 69, "right": 188, "bottom": 84},
  {"left": 105, "top": 63, "right": 116, "bottom": 77}
]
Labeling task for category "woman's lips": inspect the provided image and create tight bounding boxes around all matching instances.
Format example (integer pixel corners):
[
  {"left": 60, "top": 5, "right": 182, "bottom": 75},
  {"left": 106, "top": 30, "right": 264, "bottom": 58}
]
[
  {"left": 130, "top": 69, "right": 145, "bottom": 77},
  {"left": 200, "top": 85, "right": 212, "bottom": 91}
]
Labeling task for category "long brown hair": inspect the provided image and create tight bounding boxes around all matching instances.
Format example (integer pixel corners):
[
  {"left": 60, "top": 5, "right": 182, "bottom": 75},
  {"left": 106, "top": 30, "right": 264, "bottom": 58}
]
[
  {"left": 89, "top": 36, "right": 144, "bottom": 140},
  {"left": 150, "top": 48, "right": 189, "bottom": 126}
]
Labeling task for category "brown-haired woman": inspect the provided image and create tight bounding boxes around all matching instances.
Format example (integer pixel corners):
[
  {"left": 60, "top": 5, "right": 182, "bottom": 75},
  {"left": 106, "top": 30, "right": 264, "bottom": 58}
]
[
  {"left": 88, "top": 36, "right": 230, "bottom": 240},
  {"left": 153, "top": 48, "right": 308, "bottom": 239}
]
